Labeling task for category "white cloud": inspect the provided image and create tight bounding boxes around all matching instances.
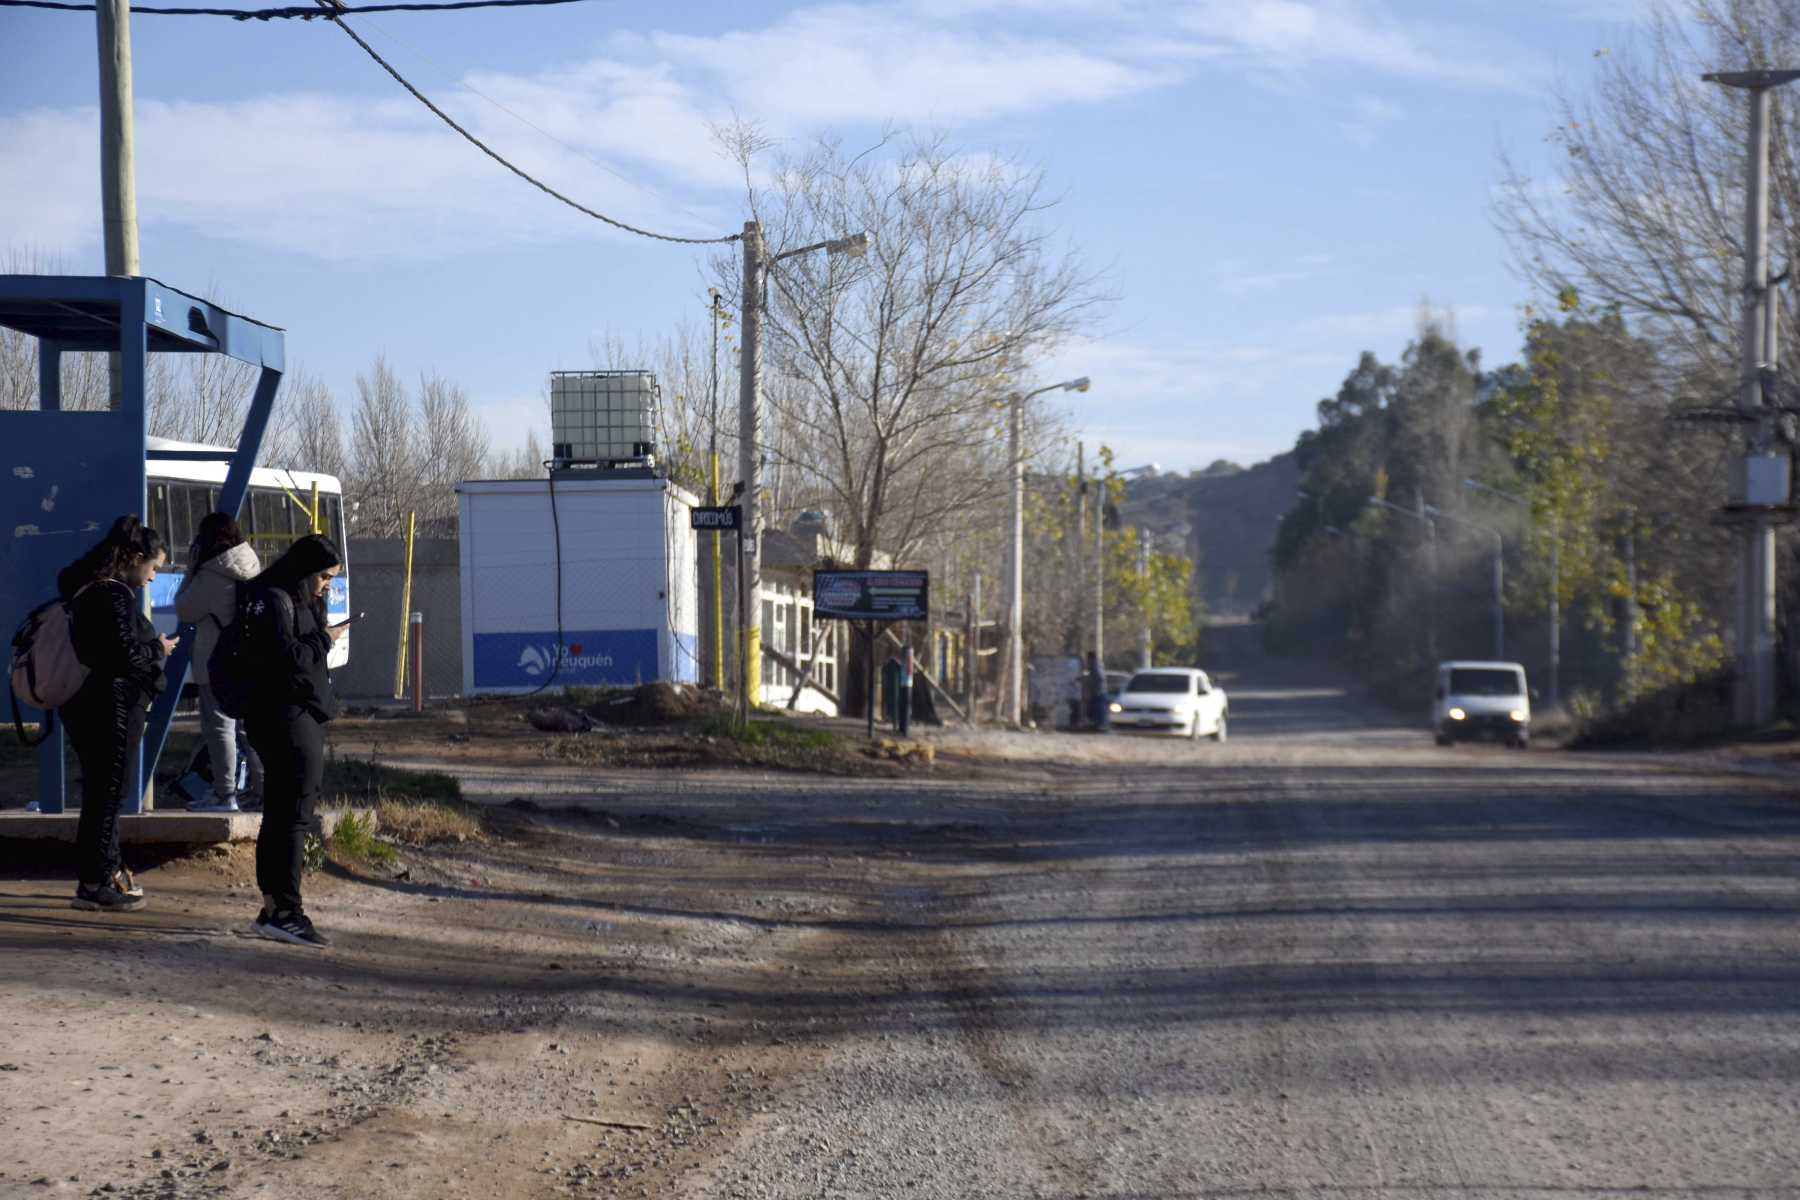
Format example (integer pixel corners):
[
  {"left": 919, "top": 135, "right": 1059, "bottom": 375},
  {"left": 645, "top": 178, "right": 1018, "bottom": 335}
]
[
  {"left": 1340, "top": 94, "right": 1402, "bottom": 147},
  {"left": 0, "top": 0, "right": 1541, "bottom": 264},
  {"left": 647, "top": 6, "right": 1166, "bottom": 127}
]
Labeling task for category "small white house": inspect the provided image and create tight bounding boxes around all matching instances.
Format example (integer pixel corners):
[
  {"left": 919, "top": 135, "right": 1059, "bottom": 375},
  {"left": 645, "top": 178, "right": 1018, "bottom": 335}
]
[{"left": 457, "top": 476, "right": 700, "bottom": 694}]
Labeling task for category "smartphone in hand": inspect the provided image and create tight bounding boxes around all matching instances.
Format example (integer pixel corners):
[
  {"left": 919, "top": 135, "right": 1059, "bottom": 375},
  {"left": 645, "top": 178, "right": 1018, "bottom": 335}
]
[{"left": 330, "top": 611, "right": 367, "bottom": 630}]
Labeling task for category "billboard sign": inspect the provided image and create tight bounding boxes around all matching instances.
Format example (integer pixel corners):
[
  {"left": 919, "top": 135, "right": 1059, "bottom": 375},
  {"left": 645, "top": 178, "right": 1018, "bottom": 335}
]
[{"left": 812, "top": 569, "right": 930, "bottom": 622}]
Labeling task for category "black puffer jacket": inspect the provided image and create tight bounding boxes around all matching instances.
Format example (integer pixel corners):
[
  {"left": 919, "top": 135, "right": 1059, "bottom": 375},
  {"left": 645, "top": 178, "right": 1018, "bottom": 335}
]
[
  {"left": 68, "top": 579, "right": 166, "bottom": 710},
  {"left": 246, "top": 585, "right": 339, "bottom": 724}
]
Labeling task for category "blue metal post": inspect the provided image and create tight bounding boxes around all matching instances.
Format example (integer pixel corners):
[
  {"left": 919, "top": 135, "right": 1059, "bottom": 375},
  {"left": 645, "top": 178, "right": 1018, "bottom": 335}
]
[
  {"left": 120, "top": 286, "right": 150, "bottom": 814},
  {"left": 35, "top": 342, "right": 66, "bottom": 813}
]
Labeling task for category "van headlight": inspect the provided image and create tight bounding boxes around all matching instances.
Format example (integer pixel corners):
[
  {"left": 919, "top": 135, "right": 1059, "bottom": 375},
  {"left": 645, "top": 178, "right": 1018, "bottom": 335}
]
[
  {"left": 1109, "top": 702, "right": 1122, "bottom": 714},
  {"left": 1510, "top": 710, "right": 1527, "bottom": 722},
  {"left": 1447, "top": 707, "right": 1467, "bottom": 721}
]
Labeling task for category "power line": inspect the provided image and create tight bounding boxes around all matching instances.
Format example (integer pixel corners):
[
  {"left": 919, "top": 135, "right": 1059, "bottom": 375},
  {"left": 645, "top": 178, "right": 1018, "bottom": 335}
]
[
  {"left": 312, "top": 0, "right": 740, "bottom": 246},
  {"left": 349, "top": 8, "right": 719, "bottom": 228},
  {"left": 2, "top": 0, "right": 590, "bottom": 18}
]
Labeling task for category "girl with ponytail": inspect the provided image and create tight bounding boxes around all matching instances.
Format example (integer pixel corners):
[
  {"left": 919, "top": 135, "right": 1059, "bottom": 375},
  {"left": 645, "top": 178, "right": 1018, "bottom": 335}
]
[{"left": 58, "top": 515, "right": 175, "bottom": 912}]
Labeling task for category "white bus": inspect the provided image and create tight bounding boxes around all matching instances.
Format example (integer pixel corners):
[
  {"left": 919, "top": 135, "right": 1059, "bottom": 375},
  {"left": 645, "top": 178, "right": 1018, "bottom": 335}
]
[{"left": 144, "top": 437, "right": 353, "bottom": 670}]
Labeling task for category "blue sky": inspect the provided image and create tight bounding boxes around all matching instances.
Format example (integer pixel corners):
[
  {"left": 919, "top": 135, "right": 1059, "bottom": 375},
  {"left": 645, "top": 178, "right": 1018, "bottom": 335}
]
[{"left": 1, "top": 0, "right": 1652, "bottom": 472}]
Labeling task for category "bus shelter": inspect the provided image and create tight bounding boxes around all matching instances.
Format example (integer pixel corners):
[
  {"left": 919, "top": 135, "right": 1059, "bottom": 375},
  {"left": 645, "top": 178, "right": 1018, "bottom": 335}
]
[{"left": 0, "top": 275, "right": 284, "bottom": 814}]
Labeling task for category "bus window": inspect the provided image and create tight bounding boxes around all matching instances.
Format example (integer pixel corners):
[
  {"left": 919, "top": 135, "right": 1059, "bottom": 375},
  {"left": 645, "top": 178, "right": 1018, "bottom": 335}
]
[
  {"left": 251, "top": 488, "right": 291, "bottom": 553},
  {"left": 185, "top": 483, "right": 212, "bottom": 547},
  {"left": 149, "top": 483, "right": 173, "bottom": 562},
  {"left": 323, "top": 495, "right": 345, "bottom": 547},
  {"left": 165, "top": 483, "right": 198, "bottom": 569}
]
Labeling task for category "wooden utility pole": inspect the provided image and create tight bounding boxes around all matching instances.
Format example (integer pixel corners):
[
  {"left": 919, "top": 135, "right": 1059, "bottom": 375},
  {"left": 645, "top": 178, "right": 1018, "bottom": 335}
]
[{"left": 97, "top": 0, "right": 139, "bottom": 409}]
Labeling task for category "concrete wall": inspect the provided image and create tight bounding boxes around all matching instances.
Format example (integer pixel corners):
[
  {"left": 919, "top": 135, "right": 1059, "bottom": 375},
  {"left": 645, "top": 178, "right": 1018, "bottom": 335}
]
[{"left": 336, "top": 538, "right": 463, "bottom": 699}]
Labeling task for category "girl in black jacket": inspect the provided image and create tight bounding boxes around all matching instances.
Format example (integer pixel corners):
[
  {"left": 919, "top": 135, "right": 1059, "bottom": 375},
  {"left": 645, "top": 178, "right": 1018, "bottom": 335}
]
[
  {"left": 58, "top": 515, "right": 175, "bottom": 912},
  {"left": 242, "top": 534, "right": 344, "bottom": 947}
]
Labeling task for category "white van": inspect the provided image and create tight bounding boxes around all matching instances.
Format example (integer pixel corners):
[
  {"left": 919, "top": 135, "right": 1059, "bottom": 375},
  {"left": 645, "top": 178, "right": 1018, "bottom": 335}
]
[{"left": 1433, "top": 660, "right": 1531, "bottom": 749}]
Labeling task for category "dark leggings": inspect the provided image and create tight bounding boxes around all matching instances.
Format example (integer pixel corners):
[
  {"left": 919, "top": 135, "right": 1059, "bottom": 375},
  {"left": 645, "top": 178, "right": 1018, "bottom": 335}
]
[
  {"left": 64, "top": 686, "right": 146, "bottom": 888},
  {"left": 246, "top": 706, "right": 324, "bottom": 914}
]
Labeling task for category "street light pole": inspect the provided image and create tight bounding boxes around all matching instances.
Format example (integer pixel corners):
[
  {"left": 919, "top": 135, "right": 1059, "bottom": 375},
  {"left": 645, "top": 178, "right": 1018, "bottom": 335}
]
[
  {"left": 1004, "top": 377, "right": 1091, "bottom": 727},
  {"left": 1367, "top": 496, "right": 1437, "bottom": 658},
  {"left": 1704, "top": 69, "right": 1800, "bottom": 727},
  {"left": 1427, "top": 505, "right": 1505, "bottom": 660},
  {"left": 738, "top": 221, "right": 867, "bottom": 714},
  {"left": 1093, "top": 459, "right": 1105, "bottom": 667},
  {"left": 1467, "top": 478, "right": 1559, "bottom": 709},
  {"left": 1138, "top": 534, "right": 1152, "bottom": 670}
]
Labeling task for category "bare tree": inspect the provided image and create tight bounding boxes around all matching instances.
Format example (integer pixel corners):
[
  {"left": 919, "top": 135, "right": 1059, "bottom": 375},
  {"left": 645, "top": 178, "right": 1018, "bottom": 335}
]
[
  {"left": 712, "top": 132, "right": 1103, "bottom": 568},
  {"left": 347, "top": 355, "right": 421, "bottom": 538},
  {"left": 492, "top": 429, "right": 547, "bottom": 479},
  {"left": 1495, "top": 0, "right": 1800, "bottom": 387},
  {"left": 415, "top": 370, "right": 490, "bottom": 535},
  {"left": 264, "top": 366, "right": 349, "bottom": 479}
]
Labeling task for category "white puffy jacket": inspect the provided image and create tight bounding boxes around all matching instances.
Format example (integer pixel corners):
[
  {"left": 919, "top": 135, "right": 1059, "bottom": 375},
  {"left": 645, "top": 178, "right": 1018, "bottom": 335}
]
[{"left": 174, "top": 542, "right": 260, "bottom": 686}]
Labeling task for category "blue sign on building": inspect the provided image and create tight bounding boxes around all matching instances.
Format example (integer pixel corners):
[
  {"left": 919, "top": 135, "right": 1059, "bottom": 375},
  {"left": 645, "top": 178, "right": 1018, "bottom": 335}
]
[{"left": 471, "top": 628, "right": 661, "bottom": 690}]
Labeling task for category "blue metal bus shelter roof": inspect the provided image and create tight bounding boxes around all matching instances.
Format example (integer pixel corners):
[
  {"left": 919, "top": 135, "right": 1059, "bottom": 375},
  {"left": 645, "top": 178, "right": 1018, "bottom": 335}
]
[{"left": 0, "top": 275, "right": 285, "bottom": 815}]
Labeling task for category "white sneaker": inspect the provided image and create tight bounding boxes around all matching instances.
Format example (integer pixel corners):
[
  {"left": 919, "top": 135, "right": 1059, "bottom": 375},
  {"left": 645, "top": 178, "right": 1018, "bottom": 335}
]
[{"left": 187, "top": 797, "right": 241, "bottom": 813}]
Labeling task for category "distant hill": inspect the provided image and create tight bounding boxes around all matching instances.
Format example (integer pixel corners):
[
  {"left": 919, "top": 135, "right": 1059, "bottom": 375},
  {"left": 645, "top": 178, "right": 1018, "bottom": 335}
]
[{"left": 1119, "top": 451, "right": 1300, "bottom": 617}]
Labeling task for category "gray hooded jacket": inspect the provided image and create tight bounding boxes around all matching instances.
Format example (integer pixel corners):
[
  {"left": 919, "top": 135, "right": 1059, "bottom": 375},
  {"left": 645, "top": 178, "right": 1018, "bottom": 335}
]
[{"left": 174, "top": 541, "right": 260, "bottom": 686}]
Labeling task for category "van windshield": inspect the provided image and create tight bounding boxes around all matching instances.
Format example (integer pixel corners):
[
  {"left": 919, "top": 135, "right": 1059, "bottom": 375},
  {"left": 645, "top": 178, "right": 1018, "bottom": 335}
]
[
  {"left": 1127, "top": 674, "right": 1193, "bottom": 694},
  {"left": 1450, "top": 668, "right": 1523, "bottom": 697}
]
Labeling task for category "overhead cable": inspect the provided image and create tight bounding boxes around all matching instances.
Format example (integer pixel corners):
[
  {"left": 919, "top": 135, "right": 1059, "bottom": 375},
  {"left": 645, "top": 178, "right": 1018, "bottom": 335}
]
[
  {"left": 2, "top": 0, "right": 591, "bottom": 19},
  {"left": 312, "top": 0, "right": 740, "bottom": 246}
]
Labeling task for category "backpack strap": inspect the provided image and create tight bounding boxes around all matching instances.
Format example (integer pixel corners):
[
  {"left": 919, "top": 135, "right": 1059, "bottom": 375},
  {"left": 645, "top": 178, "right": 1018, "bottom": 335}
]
[{"left": 11, "top": 686, "right": 52, "bottom": 748}]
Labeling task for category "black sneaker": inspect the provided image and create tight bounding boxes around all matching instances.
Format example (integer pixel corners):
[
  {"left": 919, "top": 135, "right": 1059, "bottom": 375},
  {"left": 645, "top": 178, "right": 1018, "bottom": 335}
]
[
  {"left": 112, "top": 867, "right": 144, "bottom": 899},
  {"left": 251, "top": 909, "right": 329, "bottom": 948},
  {"left": 72, "top": 882, "right": 146, "bottom": 912}
]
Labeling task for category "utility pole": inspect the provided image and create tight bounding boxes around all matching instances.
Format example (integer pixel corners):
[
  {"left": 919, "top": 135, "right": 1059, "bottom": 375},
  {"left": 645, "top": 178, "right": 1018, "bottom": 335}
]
[
  {"left": 1137, "top": 534, "right": 1152, "bottom": 669},
  {"left": 966, "top": 572, "right": 980, "bottom": 724},
  {"left": 1002, "top": 376, "right": 1091, "bottom": 726},
  {"left": 1417, "top": 490, "right": 1438, "bottom": 661},
  {"left": 708, "top": 290, "right": 726, "bottom": 693},
  {"left": 1005, "top": 394, "right": 1024, "bottom": 725},
  {"left": 97, "top": 0, "right": 139, "bottom": 409},
  {"left": 1093, "top": 465, "right": 1105, "bottom": 666},
  {"left": 1074, "top": 442, "right": 1086, "bottom": 652},
  {"left": 1706, "top": 69, "right": 1800, "bottom": 727},
  {"left": 738, "top": 221, "right": 764, "bottom": 711}
]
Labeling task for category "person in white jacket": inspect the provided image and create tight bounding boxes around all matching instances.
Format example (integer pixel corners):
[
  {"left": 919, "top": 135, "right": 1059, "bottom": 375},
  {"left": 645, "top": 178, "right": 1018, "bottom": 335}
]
[{"left": 174, "top": 513, "right": 264, "bottom": 812}]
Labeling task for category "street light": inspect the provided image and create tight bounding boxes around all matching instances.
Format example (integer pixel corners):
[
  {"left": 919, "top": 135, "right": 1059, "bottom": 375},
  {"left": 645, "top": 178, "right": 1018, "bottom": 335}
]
[
  {"left": 1366, "top": 496, "right": 1438, "bottom": 659},
  {"left": 1425, "top": 504, "right": 1505, "bottom": 661},
  {"left": 1465, "top": 478, "right": 1558, "bottom": 708},
  {"left": 738, "top": 220, "right": 869, "bottom": 713},
  {"left": 1006, "top": 376, "right": 1092, "bottom": 727}
]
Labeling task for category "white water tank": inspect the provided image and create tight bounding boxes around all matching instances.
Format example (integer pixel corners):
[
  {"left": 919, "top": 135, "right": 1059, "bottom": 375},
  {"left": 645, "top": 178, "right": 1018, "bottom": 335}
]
[{"left": 550, "top": 370, "right": 659, "bottom": 466}]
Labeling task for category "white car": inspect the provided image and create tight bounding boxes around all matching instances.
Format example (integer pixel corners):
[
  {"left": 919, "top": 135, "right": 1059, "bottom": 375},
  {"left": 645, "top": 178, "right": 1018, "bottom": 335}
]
[
  {"left": 1433, "top": 660, "right": 1531, "bottom": 749},
  {"left": 1109, "top": 668, "right": 1229, "bottom": 740}
]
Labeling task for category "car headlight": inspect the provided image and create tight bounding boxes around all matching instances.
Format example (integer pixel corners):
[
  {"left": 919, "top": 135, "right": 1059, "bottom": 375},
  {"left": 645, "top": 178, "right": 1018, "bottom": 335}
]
[
  {"left": 1447, "top": 707, "right": 1467, "bottom": 721},
  {"left": 1510, "top": 710, "right": 1527, "bottom": 722},
  {"left": 1109, "top": 702, "right": 1122, "bottom": 713}
]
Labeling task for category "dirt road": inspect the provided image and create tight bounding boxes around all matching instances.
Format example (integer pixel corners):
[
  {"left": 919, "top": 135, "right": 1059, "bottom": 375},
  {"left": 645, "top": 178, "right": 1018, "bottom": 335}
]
[{"left": 4, "top": 665, "right": 1799, "bottom": 1198}]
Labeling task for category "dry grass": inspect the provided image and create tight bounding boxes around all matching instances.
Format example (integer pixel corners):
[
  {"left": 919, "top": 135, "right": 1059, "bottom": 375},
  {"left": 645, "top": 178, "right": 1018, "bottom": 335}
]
[{"left": 376, "top": 798, "right": 486, "bottom": 846}]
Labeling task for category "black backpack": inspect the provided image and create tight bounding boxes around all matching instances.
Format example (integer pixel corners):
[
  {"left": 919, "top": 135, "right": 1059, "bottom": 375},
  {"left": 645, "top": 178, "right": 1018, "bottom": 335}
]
[{"left": 206, "top": 583, "right": 259, "bottom": 720}]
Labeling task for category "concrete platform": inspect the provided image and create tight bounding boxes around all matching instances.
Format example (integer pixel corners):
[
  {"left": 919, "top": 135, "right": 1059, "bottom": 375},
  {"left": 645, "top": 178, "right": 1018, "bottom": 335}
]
[{"left": 0, "top": 807, "right": 374, "bottom": 846}]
